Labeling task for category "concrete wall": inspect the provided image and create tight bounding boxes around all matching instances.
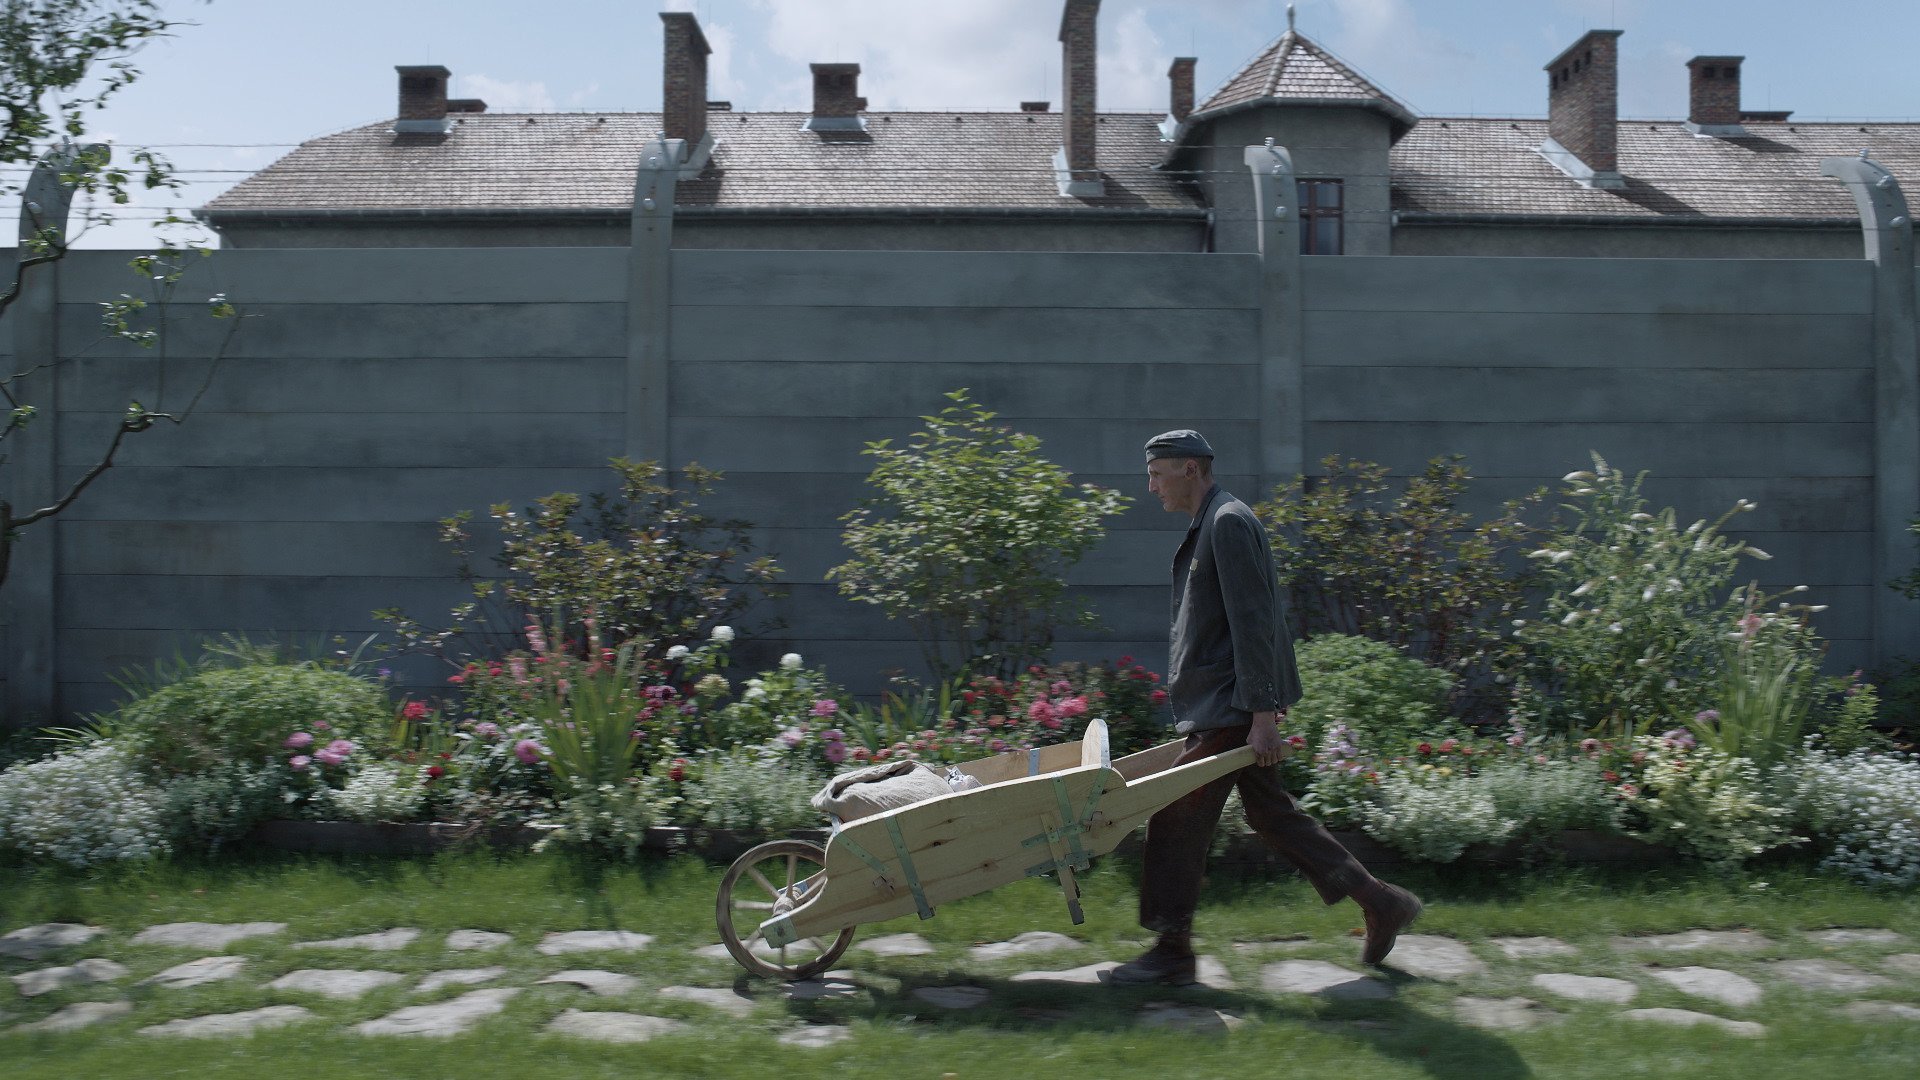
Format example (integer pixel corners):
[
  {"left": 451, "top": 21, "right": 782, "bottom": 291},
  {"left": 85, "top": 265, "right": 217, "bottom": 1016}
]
[
  {"left": 0, "top": 241, "right": 1898, "bottom": 722},
  {"left": 1393, "top": 223, "right": 1877, "bottom": 260},
  {"left": 1190, "top": 108, "right": 1395, "bottom": 256}
]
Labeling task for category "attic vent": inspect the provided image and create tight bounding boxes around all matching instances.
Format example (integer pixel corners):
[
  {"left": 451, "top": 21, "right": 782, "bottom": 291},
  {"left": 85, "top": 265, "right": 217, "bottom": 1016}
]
[{"left": 1021, "top": 101, "right": 1050, "bottom": 112}]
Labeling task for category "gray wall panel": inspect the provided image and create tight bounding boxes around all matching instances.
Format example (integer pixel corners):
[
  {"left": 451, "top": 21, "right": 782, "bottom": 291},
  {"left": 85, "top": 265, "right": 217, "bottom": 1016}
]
[
  {"left": 675, "top": 362, "right": 1257, "bottom": 420},
  {"left": 58, "top": 467, "right": 622, "bottom": 523},
  {"left": 673, "top": 250, "right": 1263, "bottom": 309},
  {"left": 1302, "top": 312, "right": 1874, "bottom": 369},
  {"left": 60, "top": 356, "right": 622, "bottom": 414},
  {"left": 58, "top": 247, "right": 631, "bottom": 304},
  {"left": 57, "top": 303, "right": 626, "bottom": 359},
  {"left": 58, "top": 576, "right": 469, "bottom": 632},
  {"left": 756, "top": 527, "right": 1175, "bottom": 587},
  {"left": 56, "top": 412, "right": 622, "bottom": 468},
  {"left": 1307, "top": 422, "right": 1872, "bottom": 478},
  {"left": 1306, "top": 368, "right": 1872, "bottom": 424},
  {"left": 61, "top": 522, "right": 448, "bottom": 577},
  {"left": 670, "top": 307, "right": 1260, "bottom": 367},
  {"left": 1305, "top": 257, "right": 1874, "bottom": 315}
]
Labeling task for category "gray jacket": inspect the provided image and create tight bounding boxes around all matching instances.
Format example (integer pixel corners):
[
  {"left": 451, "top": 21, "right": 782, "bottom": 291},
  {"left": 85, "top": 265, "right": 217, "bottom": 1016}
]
[{"left": 1166, "top": 484, "right": 1303, "bottom": 734}]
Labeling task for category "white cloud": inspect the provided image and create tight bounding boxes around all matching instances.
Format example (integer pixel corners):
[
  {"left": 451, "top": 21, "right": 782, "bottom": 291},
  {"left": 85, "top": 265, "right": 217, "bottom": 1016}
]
[
  {"left": 1102, "top": 6, "right": 1167, "bottom": 110},
  {"left": 704, "top": 23, "right": 748, "bottom": 103},
  {"left": 459, "top": 74, "right": 556, "bottom": 113}
]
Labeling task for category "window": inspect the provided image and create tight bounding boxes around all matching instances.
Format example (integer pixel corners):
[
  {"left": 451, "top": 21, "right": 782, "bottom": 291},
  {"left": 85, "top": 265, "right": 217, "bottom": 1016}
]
[{"left": 1298, "top": 178, "right": 1343, "bottom": 255}]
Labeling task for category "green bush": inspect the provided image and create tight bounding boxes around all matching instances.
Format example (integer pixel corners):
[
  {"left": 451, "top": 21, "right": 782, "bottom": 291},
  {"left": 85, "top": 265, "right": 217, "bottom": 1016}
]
[
  {"left": 654, "top": 747, "right": 824, "bottom": 833},
  {"left": 829, "top": 389, "right": 1129, "bottom": 683},
  {"left": 99, "top": 661, "right": 393, "bottom": 777},
  {"left": 160, "top": 762, "right": 287, "bottom": 852},
  {"left": 1288, "top": 634, "right": 1455, "bottom": 754}
]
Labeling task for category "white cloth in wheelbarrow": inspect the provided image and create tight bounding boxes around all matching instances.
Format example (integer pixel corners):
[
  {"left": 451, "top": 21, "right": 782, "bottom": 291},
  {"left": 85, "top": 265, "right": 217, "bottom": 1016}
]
[{"left": 811, "top": 760, "right": 963, "bottom": 823}]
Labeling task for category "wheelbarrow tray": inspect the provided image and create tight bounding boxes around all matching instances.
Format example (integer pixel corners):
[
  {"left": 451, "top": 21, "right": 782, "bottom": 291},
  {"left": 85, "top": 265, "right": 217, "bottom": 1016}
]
[{"left": 759, "top": 718, "right": 1259, "bottom": 948}]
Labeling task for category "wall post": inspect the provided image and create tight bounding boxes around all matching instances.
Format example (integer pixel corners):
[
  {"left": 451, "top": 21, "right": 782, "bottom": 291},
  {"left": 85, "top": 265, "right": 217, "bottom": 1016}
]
[
  {"left": 626, "top": 135, "right": 682, "bottom": 466},
  {"left": 1244, "top": 140, "right": 1305, "bottom": 496}
]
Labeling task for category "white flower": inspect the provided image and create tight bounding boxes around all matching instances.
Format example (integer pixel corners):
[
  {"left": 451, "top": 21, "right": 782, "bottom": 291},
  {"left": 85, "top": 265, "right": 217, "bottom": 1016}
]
[
  {"left": 1528, "top": 548, "right": 1554, "bottom": 560},
  {"left": 1630, "top": 512, "right": 1654, "bottom": 522},
  {"left": 1642, "top": 586, "right": 1657, "bottom": 601},
  {"left": 745, "top": 678, "right": 764, "bottom": 689},
  {"left": 780, "top": 652, "right": 804, "bottom": 670},
  {"left": 1609, "top": 622, "right": 1624, "bottom": 633},
  {"left": 1745, "top": 547, "right": 1772, "bottom": 561},
  {"left": 1550, "top": 550, "right": 1573, "bottom": 563},
  {"left": 710, "top": 625, "right": 735, "bottom": 643},
  {"left": 1561, "top": 610, "right": 1584, "bottom": 626},
  {"left": 1572, "top": 582, "right": 1593, "bottom": 597},
  {"left": 666, "top": 645, "right": 690, "bottom": 661},
  {"left": 744, "top": 687, "right": 767, "bottom": 701},
  {"left": 1792, "top": 585, "right": 1809, "bottom": 593},
  {"left": 1810, "top": 605, "right": 1829, "bottom": 612}
]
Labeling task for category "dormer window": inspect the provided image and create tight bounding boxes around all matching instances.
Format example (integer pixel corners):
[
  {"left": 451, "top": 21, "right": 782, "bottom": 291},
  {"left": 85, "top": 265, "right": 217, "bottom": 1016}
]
[{"left": 1298, "top": 178, "right": 1343, "bottom": 254}]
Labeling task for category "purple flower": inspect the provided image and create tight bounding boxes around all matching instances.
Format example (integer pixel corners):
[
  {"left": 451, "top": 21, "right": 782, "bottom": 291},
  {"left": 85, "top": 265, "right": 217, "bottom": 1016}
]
[
  {"left": 289, "top": 755, "right": 312, "bottom": 772},
  {"left": 811, "top": 698, "right": 839, "bottom": 718},
  {"left": 1693, "top": 710, "right": 1720, "bottom": 724},
  {"left": 314, "top": 749, "right": 345, "bottom": 767},
  {"left": 284, "top": 732, "right": 314, "bottom": 750},
  {"left": 474, "top": 721, "right": 501, "bottom": 740},
  {"left": 824, "top": 742, "right": 848, "bottom": 764},
  {"left": 781, "top": 727, "right": 805, "bottom": 748},
  {"left": 821, "top": 729, "right": 844, "bottom": 743},
  {"left": 1663, "top": 727, "right": 1699, "bottom": 748},
  {"left": 513, "top": 739, "right": 544, "bottom": 764},
  {"left": 324, "top": 739, "right": 355, "bottom": 758}
]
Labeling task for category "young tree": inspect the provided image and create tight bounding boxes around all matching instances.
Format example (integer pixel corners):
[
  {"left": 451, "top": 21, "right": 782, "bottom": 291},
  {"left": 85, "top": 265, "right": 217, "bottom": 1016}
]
[
  {"left": 1, "top": 0, "right": 237, "bottom": 591},
  {"left": 829, "top": 389, "right": 1130, "bottom": 684}
]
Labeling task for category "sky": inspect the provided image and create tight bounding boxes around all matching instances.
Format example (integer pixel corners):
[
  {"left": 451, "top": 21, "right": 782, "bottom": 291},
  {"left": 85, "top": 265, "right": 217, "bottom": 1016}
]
[{"left": 14, "top": 0, "right": 1920, "bottom": 249}]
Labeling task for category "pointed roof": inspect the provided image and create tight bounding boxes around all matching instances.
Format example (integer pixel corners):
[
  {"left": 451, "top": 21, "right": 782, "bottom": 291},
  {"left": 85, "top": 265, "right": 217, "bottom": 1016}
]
[{"left": 1193, "top": 30, "right": 1416, "bottom": 137}]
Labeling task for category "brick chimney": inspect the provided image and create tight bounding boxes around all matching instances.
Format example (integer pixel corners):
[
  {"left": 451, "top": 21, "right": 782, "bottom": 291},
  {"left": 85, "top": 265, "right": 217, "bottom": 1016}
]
[
  {"left": 1541, "top": 30, "right": 1624, "bottom": 188},
  {"left": 447, "top": 98, "right": 487, "bottom": 114},
  {"left": 1687, "top": 55, "right": 1747, "bottom": 135},
  {"left": 661, "top": 12, "right": 711, "bottom": 147},
  {"left": 1168, "top": 57, "right": 1196, "bottom": 122},
  {"left": 807, "top": 63, "right": 866, "bottom": 130},
  {"left": 1056, "top": 0, "right": 1103, "bottom": 196},
  {"left": 1021, "top": 101, "right": 1051, "bottom": 112},
  {"left": 394, "top": 65, "right": 452, "bottom": 134}
]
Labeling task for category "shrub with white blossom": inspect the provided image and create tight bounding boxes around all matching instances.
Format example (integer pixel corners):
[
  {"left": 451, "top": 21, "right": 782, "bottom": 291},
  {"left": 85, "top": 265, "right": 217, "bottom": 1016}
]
[
  {"left": 0, "top": 743, "right": 170, "bottom": 867},
  {"left": 326, "top": 763, "right": 427, "bottom": 823},
  {"left": 1778, "top": 747, "right": 1920, "bottom": 888},
  {"left": 1360, "top": 772, "right": 1516, "bottom": 863},
  {"left": 1621, "top": 734, "right": 1795, "bottom": 867}
]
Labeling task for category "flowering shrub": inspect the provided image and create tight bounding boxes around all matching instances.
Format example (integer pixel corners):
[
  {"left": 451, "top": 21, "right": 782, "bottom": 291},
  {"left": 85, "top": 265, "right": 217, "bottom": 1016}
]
[
  {"left": 0, "top": 743, "right": 170, "bottom": 867},
  {"left": 540, "top": 781, "right": 655, "bottom": 860},
  {"left": 652, "top": 747, "right": 823, "bottom": 833},
  {"left": 1360, "top": 772, "right": 1516, "bottom": 863},
  {"left": 161, "top": 762, "right": 288, "bottom": 852},
  {"left": 1509, "top": 456, "right": 1784, "bottom": 739},
  {"left": 1616, "top": 733, "right": 1795, "bottom": 867},
  {"left": 327, "top": 763, "right": 428, "bottom": 823},
  {"left": 719, "top": 651, "right": 849, "bottom": 759},
  {"left": 1479, "top": 756, "right": 1623, "bottom": 837},
  {"left": 1289, "top": 635, "right": 1455, "bottom": 755},
  {"left": 1778, "top": 747, "right": 1920, "bottom": 888},
  {"left": 952, "top": 659, "right": 1167, "bottom": 757}
]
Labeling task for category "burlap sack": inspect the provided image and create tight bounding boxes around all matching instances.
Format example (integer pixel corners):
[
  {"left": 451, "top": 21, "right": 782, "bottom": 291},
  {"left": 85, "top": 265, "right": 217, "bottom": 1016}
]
[{"left": 811, "top": 759, "right": 954, "bottom": 823}]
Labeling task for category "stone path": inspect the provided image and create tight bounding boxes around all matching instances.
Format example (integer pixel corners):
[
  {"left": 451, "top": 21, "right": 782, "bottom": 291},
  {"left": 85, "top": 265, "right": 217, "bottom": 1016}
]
[{"left": 6, "top": 919, "right": 1920, "bottom": 1044}]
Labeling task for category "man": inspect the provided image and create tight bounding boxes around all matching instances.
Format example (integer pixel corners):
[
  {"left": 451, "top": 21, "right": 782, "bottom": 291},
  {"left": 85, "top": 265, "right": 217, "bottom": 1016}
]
[{"left": 1110, "top": 429, "right": 1423, "bottom": 986}]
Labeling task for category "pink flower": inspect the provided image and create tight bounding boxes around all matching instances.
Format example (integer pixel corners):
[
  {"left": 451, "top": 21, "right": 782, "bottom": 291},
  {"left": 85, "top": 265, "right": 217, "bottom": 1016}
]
[
  {"left": 447, "top": 673, "right": 465, "bottom": 685},
  {"left": 824, "top": 742, "right": 848, "bottom": 764},
  {"left": 284, "top": 732, "right": 314, "bottom": 750},
  {"left": 312, "top": 720, "right": 331, "bottom": 732},
  {"left": 474, "top": 722, "right": 501, "bottom": 740},
  {"left": 325, "top": 739, "right": 355, "bottom": 758},
  {"left": 1056, "top": 696, "right": 1088, "bottom": 719},
  {"left": 811, "top": 699, "right": 839, "bottom": 718},
  {"left": 821, "top": 729, "right": 844, "bottom": 742},
  {"left": 1027, "top": 700, "right": 1056, "bottom": 724},
  {"left": 1150, "top": 689, "right": 1168, "bottom": 705},
  {"left": 314, "top": 749, "right": 344, "bottom": 767},
  {"left": 1041, "top": 717, "right": 1062, "bottom": 730},
  {"left": 513, "top": 739, "right": 543, "bottom": 764},
  {"left": 782, "top": 727, "right": 806, "bottom": 748},
  {"left": 1051, "top": 680, "right": 1073, "bottom": 695},
  {"left": 289, "top": 755, "right": 312, "bottom": 772},
  {"left": 989, "top": 739, "right": 1008, "bottom": 753},
  {"left": 402, "top": 701, "right": 430, "bottom": 721}
]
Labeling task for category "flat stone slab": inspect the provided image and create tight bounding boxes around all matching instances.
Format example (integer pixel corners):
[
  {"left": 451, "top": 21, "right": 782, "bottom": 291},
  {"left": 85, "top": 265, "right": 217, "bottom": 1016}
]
[
  {"left": 12, "top": 958, "right": 129, "bottom": 997},
  {"left": 1767, "top": 959, "right": 1892, "bottom": 993},
  {"left": 1454, "top": 996, "right": 1560, "bottom": 1031},
  {"left": 269, "top": 969, "right": 405, "bottom": 999},
  {"left": 545, "top": 1008, "right": 688, "bottom": 1043},
  {"left": 1136, "top": 1001, "right": 1247, "bottom": 1034},
  {"left": 131, "top": 922, "right": 286, "bottom": 949},
  {"left": 1841, "top": 1000, "right": 1920, "bottom": 1023},
  {"left": 1882, "top": 953, "right": 1920, "bottom": 977},
  {"left": 779, "top": 974, "right": 866, "bottom": 1002},
  {"left": 853, "top": 933, "right": 935, "bottom": 957},
  {"left": 145, "top": 956, "right": 248, "bottom": 989},
  {"left": 12, "top": 1000, "right": 132, "bottom": 1032},
  {"left": 353, "top": 988, "right": 520, "bottom": 1036},
  {"left": 139, "top": 1005, "right": 315, "bottom": 1038},
  {"left": 1806, "top": 929, "right": 1905, "bottom": 947},
  {"left": 969, "top": 931, "right": 1082, "bottom": 962},
  {"left": 658, "top": 985, "right": 756, "bottom": 1017},
  {"left": 1531, "top": 973, "right": 1638, "bottom": 1003},
  {"left": 1261, "top": 960, "right": 1394, "bottom": 1000},
  {"left": 0, "top": 923, "right": 106, "bottom": 960},
  {"left": 445, "top": 930, "right": 513, "bottom": 951},
  {"left": 537, "top": 931, "right": 653, "bottom": 956},
  {"left": 294, "top": 928, "right": 421, "bottom": 951},
  {"left": 1610, "top": 930, "right": 1770, "bottom": 954},
  {"left": 1231, "top": 937, "right": 1315, "bottom": 952},
  {"left": 911, "top": 985, "right": 991, "bottom": 1009},
  {"left": 1647, "top": 966, "right": 1763, "bottom": 1008},
  {"left": 416, "top": 967, "right": 507, "bottom": 993},
  {"left": 536, "top": 970, "right": 639, "bottom": 996},
  {"left": 1488, "top": 936, "right": 1579, "bottom": 960},
  {"left": 1383, "top": 936, "right": 1486, "bottom": 981},
  {"left": 1622, "top": 1007, "right": 1765, "bottom": 1038},
  {"left": 1009, "top": 961, "right": 1121, "bottom": 986},
  {"left": 1195, "top": 955, "right": 1237, "bottom": 990},
  {"left": 779, "top": 1023, "right": 853, "bottom": 1047}
]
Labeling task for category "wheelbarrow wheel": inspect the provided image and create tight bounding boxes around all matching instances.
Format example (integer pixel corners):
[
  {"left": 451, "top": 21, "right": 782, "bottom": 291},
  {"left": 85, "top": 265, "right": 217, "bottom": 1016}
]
[{"left": 715, "top": 838, "right": 854, "bottom": 980}]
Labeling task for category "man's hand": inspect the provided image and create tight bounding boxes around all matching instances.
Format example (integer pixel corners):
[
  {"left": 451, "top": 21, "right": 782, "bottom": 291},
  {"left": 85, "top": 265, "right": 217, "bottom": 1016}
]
[{"left": 1249, "top": 711, "right": 1290, "bottom": 767}]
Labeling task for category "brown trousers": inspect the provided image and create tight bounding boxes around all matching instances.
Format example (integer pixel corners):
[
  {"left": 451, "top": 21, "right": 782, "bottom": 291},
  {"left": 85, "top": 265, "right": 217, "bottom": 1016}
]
[{"left": 1139, "top": 724, "right": 1373, "bottom": 934}]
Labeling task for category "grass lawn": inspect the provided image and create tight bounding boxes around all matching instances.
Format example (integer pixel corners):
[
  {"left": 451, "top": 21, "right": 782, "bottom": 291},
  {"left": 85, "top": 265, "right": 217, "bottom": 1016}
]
[{"left": 2, "top": 849, "right": 1917, "bottom": 1079}]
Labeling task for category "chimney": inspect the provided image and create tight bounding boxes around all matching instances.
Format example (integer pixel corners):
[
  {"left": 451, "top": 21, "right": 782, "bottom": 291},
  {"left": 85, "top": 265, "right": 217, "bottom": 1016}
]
[
  {"left": 661, "top": 12, "right": 711, "bottom": 147},
  {"left": 805, "top": 63, "right": 866, "bottom": 132},
  {"left": 1021, "top": 101, "right": 1051, "bottom": 112},
  {"left": 1056, "top": 0, "right": 1103, "bottom": 196},
  {"left": 1686, "top": 55, "right": 1748, "bottom": 136},
  {"left": 1540, "top": 30, "right": 1625, "bottom": 188},
  {"left": 447, "top": 98, "right": 487, "bottom": 114},
  {"left": 394, "top": 65, "right": 452, "bottom": 134},
  {"left": 1168, "top": 57, "right": 1196, "bottom": 122}
]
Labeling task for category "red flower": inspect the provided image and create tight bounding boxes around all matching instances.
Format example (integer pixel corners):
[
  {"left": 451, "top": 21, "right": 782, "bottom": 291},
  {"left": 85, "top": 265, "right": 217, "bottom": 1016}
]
[
  {"left": 1150, "top": 689, "right": 1168, "bottom": 705},
  {"left": 447, "top": 674, "right": 465, "bottom": 684},
  {"left": 963, "top": 691, "right": 977, "bottom": 704},
  {"left": 402, "top": 701, "right": 431, "bottom": 721},
  {"left": 1438, "top": 739, "right": 1458, "bottom": 753},
  {"left": 667, "top": 758, "right": 689, "bottom": 783},
  {"left": 1417, "top": 743, "right": 1433, "bottom": 755},
  {"left": 425, "top": 765, "right": 446, "bottom": 781},
  {"left": 1602, "top": 770, "right": 1621, "bottom": 783}
]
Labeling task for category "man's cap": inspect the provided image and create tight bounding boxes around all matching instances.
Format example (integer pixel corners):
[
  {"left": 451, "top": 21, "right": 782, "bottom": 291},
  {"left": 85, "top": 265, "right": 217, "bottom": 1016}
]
[{"left": 1144, "top": 429, "right": 1215, "bottom": 461}]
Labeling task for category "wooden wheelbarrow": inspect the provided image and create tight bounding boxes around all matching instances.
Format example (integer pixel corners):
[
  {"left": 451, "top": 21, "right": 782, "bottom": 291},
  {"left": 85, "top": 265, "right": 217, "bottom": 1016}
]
[{"left": 715, "top": 718, "right": 1268, "bottom": 979}]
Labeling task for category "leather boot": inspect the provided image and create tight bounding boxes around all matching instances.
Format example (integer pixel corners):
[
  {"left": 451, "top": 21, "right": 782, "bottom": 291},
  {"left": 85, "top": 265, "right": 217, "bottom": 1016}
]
[
  {"left": 1356, "top": 880, "right": 1424, "bottom": 966},
  {"left": 1109, "top": 934, "right": 1197, "bottom": 986}
]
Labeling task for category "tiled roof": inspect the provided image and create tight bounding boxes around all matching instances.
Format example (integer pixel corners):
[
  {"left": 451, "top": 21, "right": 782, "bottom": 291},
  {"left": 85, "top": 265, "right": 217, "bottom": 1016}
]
[
  {"left": 1195, "top": 30, "right": 1415, "bottom": 133},
  {"left": 200, "top": 111, "right": 1206, "bottom": 218},
  {"left": 1391, "top": 117, "right": 1920, "bottom": 221}
]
